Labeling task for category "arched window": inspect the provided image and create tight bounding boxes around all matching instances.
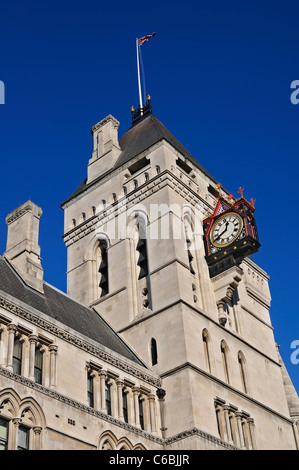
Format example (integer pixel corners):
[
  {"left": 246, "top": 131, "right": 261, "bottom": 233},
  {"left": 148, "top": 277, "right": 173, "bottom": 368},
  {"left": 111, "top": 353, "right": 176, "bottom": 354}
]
[
  {"left": 12, "top": 337, "right": 22, "bottom": 375},
  {"left": 102, "top": 200, "right": 107, "bottom": 210},
  {"left": 82, "top": 212, "right": 86, "bottom": 222},
  {"left": 184, "top": 218, "right": 196, "bottom": 275},
  {"left": 144, "top": 172, "right": 149, "bottom": 182},
  {"left": 98, "top": 240, "right": 109, "bottom": 297},
  {"left": 151, "top": 338, "right": 158, "bottom": 366},
  {"left": 72, "top": 218, "right": 76, "bottom": 228},
  {"left": 202, "top": 329, "right": 211, "bottom": 373},
  {"left": 136, "top": 221, "right": 149, "bottom": 280},
  {"left": 238, "top": 351, "right": 248, "bottom": 393},
  {"left": 221, "top": 341, "right": 230, "bottom": 384},
  {"left": 155, "top": 165, "right": 160, "bottom": 174}
]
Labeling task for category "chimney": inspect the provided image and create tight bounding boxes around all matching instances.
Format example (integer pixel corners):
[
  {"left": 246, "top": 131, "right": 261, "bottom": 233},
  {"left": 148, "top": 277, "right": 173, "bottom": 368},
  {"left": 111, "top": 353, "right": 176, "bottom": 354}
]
[
  {"left": 4, "top": 201, "right": 44, "bottom": 293},
  {"left": 87, "top": 115, "right": 121, "bottom": 183}
]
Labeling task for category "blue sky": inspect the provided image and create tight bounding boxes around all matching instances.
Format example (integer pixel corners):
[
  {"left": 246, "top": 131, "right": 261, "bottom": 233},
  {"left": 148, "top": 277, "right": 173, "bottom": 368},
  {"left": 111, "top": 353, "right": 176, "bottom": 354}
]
[{"left": 0, "top": 0, "right": 298, "bottom": 393}]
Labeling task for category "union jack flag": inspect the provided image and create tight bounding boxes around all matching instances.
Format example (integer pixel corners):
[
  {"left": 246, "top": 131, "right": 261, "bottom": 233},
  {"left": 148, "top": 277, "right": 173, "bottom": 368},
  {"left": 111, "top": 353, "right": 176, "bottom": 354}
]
[{"left": 138, "top": 32, "right": 156, "bottom": 46}]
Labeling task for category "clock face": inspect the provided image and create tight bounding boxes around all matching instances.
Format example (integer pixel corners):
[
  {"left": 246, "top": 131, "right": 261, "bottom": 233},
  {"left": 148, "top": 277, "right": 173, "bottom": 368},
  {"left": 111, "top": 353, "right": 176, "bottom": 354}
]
[{"left": 210, "top": 212, "right": 243, "bottom": 248}]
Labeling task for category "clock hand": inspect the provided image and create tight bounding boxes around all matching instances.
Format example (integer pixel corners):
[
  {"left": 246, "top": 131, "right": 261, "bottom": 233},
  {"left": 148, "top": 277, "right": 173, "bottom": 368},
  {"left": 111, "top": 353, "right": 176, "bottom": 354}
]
[{"left": 213, "top": 221, "right": 229, "bottom": 241}]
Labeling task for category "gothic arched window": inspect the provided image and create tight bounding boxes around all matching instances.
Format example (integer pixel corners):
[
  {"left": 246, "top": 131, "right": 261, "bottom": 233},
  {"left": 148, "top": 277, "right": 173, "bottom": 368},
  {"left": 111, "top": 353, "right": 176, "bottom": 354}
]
[
  {"left": 136, "top": 221, "right": 149, "bottom": 280},
  {"left": 184, "top": 218, "right": 196, "bottom": 275},
  {"left": 98, "top": 240, "right": 109, "bottom": 297},
  {"left": 151, "top": 338, "right": 158, "bottom": 366},
  {"left": 238, "top": 351, "right": 248, "bottom": 393},
  {"left": 221, "top": 340, "right": 230, "bottom": 384},
  {"left": 202, "top": 329, "right": 211, "bottom": 373}
]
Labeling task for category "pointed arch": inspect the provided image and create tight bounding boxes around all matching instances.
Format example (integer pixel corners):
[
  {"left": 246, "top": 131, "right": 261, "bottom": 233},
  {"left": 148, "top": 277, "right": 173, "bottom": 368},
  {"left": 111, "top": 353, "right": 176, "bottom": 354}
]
[
  {"left": 117, "top": 436, "right": 133, "bottom": 450},
  {"left": 0, "top": 388, "right": 21, "bottom": 418},
  {"left": 202, "top": 329, "right": 212, "bottom": 374},
  {"left": 133, "top": 443, "right": 146, "bottom": 450},
  {"left": 220, "top": 340, "right": 230, "bottom": 384},
  {"left": 98, "top": 430, "right": 118, "bottom": 450},
  {"left": 86, "top": 233, "right": 111, "bottom": 300},
  {"left": 150, "top": 337, "right": 158, "bottom": 366},
  {"left": 238, "top": 350, "right": 249, "bottom": 394},
  {"left": 19, "top": 397, "right": 46, "bottom": 428}
]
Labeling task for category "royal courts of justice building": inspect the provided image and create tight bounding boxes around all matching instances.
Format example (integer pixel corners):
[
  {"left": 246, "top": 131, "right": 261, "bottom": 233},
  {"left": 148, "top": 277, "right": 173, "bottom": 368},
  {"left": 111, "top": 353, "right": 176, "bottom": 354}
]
[{"left": 0, "top": 99, "right": 298, "bottom": 450}]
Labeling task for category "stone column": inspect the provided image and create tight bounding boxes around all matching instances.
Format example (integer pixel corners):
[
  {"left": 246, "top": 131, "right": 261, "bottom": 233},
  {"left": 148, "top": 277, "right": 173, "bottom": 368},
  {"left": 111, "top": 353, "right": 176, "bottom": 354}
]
[
  {"left": 28, "top": 335, "right": 38, "bottom": 381},
  {"left": 90, "top": 370, "right": 100, "bottom": 409},
  {"left": 0, "top": 325, "right": 6, "bottom": 366},
  {"left": 49, "top": 344, "right": 58, "bottom": 388},
  {"left": 11, "top": 418, "right": 22, "bottom": 450},
  {"left": 32, "top": 426, "right": 42, "bottom": 450},
  {"left": 149, "top": 394, "right": 157, "bottom": 434},
  {"left": 236, "top": 412, "right": 246, "bottom": 449},
  {"left": 223, "top": 405, "right": 233, "bottom": 444},
  {"left": 116, "top": 379, "right": 124, "bottom": 420},
  {"left": 242, "top": 419, "right": 251, "bottom": 449},
  {"left": 293, "top": 420, "right": 299, "bottom": 450},
  {"left": 6, "top": 324, "right": 17, "bottom": 371},
  {"left": 156, "top": 388, "right": 167, "bottom": 439},
  {"left": 248, "top": 417, "right": 257, "bottom": 450},
  {"left": 133, "top": 387, "right": 140, "bottom": 427}
]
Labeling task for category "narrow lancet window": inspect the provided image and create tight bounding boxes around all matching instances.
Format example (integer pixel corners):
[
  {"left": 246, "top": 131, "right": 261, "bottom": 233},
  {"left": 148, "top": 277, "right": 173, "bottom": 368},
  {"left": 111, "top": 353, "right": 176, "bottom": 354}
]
[
  {"left": 98, "top": 240, "right": 109, "bottom": 297},
  {"left": 151, "top": 338, "right": 158, "bottom": 366},
  {"left": 136, "top": 222, "right": 149, "bottom": 280}
]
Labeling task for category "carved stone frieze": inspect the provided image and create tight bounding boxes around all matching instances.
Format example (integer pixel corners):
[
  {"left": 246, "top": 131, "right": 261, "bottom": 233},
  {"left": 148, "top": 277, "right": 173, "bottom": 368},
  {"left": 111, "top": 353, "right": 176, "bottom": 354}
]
[{"left": 0, "top": 295, "right": 160, "bottom": 387}]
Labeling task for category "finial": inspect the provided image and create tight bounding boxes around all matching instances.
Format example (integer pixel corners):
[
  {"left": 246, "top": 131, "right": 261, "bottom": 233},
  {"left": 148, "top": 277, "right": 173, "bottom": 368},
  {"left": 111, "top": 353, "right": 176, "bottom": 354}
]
[
  {"left": 147, "top": 94, "right": 151, "bottom": 101},
  {"left": 238, "top": 187, "right": 244, "bottom": 198},
  {"left": 250, "top": 198, "right": 256, "bottom": 208},
  {"left": 131, "top": 106, "right": 135, "bottom": 112}
]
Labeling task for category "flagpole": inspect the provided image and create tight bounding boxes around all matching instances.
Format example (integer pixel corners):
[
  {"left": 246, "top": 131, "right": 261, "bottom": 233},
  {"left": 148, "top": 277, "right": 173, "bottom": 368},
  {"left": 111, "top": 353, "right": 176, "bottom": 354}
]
[{"left": 136, "top": 38, "right": 143, "bottom": 115}]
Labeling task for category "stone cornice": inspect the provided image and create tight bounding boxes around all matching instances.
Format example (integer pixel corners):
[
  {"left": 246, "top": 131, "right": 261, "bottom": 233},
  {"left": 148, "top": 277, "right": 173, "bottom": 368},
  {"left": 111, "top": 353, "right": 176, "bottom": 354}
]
[
  {"left": 164, "top": 427, "right": 239, "bottom": 450},
  {"left": 63, "top": 170, "right": 212, "bottom": 246},
  {"left": 0, "top": 293, "right": 160, "bottom": 388},
  {"left": 160, "top": 361, "right": 293, "bottom": 425},
  {"left": 0, "top": 366, "right": 162, "bottom": 445},
  {"left": 0, "top": 365, "right": 240, "bottom": 449},
  {"left": 91, "top": 115, "right": 120, "bottom": 134},
  {"left": 5, "top": 200, "right": 42, "bottom": 225}
]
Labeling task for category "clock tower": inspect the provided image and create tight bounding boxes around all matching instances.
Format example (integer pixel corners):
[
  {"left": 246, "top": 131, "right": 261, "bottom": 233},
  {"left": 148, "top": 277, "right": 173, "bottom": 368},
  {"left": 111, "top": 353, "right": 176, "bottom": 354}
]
[{"left": 61, "top": 103, "right": 298, "bottom": 449}]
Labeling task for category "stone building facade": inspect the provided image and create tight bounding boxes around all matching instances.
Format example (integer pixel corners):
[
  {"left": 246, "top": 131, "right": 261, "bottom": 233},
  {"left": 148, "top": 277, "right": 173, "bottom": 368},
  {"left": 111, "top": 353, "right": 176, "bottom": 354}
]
[{"left": 0, "top": 105, "right": 298, "bottom": 450}]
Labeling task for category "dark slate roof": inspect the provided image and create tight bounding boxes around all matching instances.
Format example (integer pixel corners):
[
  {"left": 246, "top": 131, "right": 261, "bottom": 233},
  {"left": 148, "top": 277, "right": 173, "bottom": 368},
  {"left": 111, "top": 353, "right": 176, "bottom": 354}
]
[
  {"left": 61, "top": 112, "right": 217, "bottom": 206},
  {"left": 0, "top": 257, "right": 144, "bottom": 366}
]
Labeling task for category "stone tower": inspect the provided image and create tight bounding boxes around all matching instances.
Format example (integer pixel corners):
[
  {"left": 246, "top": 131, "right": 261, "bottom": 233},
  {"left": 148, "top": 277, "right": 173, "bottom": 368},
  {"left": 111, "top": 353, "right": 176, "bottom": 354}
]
[{"left": 61, "top": 103, "right": 299, "bottom": 449}]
